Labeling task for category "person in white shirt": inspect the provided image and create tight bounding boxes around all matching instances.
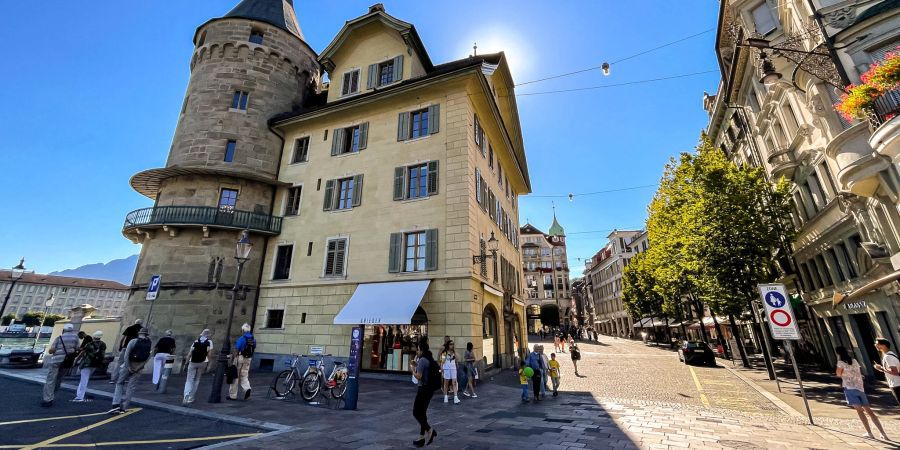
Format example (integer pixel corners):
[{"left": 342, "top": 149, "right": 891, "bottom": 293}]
[
  {"left": 874, "top": 338, "right": 900, "bottom": 406},
  {"left": 836, "top": 347, "right": 887, "bottom": 440},
  {"left": 182, "top": 329, "right": 213, "bottom": 405}
]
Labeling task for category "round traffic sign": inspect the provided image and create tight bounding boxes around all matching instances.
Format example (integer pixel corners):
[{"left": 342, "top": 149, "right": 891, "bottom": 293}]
[
  {"left": 765, "top": 291, "right": 786, "bottom": 308},
  {"left": 770, "top": 309, "right": 792, "bottom": 327}
]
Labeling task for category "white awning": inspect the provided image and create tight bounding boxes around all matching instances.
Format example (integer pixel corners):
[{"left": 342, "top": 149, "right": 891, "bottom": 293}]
[
  {"left": 483, "top": 283, "right": 504, "bottom": 297},
  {"left": 333, "top": 280, "right": 431, "bottom": 325}
]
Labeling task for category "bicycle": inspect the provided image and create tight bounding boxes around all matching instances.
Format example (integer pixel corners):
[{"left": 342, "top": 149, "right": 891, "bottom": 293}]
[{"left": 272, "top": 354, "right": 348, "bottom": 401}]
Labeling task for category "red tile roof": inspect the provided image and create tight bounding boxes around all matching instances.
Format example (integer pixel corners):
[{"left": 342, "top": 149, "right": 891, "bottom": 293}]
[{"left": 0, "top": 271, "right": 129, "bottom": 290}]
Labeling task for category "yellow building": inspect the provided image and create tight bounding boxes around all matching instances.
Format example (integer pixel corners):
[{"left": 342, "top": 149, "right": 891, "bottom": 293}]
[{"left": 252, "top": 4, "right": 531, "bottom": 373}]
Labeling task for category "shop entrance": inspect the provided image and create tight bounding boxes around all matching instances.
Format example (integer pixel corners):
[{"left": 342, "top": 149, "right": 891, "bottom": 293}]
[
  {"left": 361, "top": 306, "right": 428, "bottom": 372},
  {"left": 850, "top": 313, "right": 881, "bottom": 378},
  {"left": 483, "top": 306, "right": 499, "bottom": 368}
]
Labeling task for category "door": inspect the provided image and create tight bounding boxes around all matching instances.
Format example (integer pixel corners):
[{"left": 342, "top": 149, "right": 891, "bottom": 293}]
[
  {"left": 217, "top": 188, "right": 238, "bottom": 226},
  {"left": 850, "top": 313, "right": 881, "bottom": 378}
]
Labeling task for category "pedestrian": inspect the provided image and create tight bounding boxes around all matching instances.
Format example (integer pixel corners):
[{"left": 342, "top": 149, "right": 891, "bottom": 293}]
[
  {"left": 836, "top": 347, "right": 888, "bottom": 440},
  {"left": 549, "top": 352, "right": 561, "bottom": 396},
  {"left": 525, "top": 345, "right": 543, "bottom": 401},
  {"left": 108, "top": 327, "right": 151, "bottom": 414},
  {"left": 463, "top": 342, "right": 477, "bottom": 398},
  {"left": 183, "top": 328, "right": 212, "bottom": 405},
  {"left": 152, "top": 330, "right": 176, "bottom": 385},
  {"left": 539, "top": 345, "right": 550, "bottom": 398},
  {"left": 412, "top": 340, "right": 437, "bottom": 447},
  {"left": 512, "top": 335, "right": 521, "bottom": 371},
  {"left": 41, "top": 324, "right": 79, "bottom": 407},
  {"left": 73, "top": 331, "right": 106, "bottom": 402},
  {"left": 112, "top": 319, "right": 143, "bottom": 384},
  {"left": 519, "top": 360, "right": 530, "bottom": 402},
  {"left": 440, "top": 340, "right": 460, "bottom": 404},
  {"left": 228, "top": 323, "right": 255, "bottom": 401},
  {"left": 570, "top": 342, "right": 581, "bottom": 376},
  {"left": 539, "top": 328, "right": 545, "bottom": 341},
  {"left": 874, "top": 338, "right": 900, "bottom": 405},
  {"left": 78, "top": 331, "right": 92, "bottom": 349}
]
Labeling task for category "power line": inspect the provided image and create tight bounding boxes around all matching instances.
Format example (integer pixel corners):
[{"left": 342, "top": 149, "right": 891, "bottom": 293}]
[
  {"left": 515, "top": 70, "right": 718, "bottom": 97},
  {"left": 515, "top": 28, "right": 714, "bottom": 87},
  {"left": 529, "top": 183, "right": 658, "bottom": 199}
]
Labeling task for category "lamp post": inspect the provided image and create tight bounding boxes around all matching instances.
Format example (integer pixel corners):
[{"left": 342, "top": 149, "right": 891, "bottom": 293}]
[
  {"left": 742, "top": 38, "right": 844, "bottom": 92},
  {"left": 32, "top": 294, "right": 55, "bottom": 349},
  {"left": 1, "top": 258, "right": 28, "bottom": 322},
  {"left": 208, "top": 230, "right": 252, "bottom": 403}
]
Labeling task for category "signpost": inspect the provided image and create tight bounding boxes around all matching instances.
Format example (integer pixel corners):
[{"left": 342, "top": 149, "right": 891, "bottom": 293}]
[
  {"left": 145, "top": 275, "right": 161, "bottom": 325},
  {"left": 343, "top": 325, "right": 363, "bottom": 410},
  {"left": 758, "top": 283, "right": 813, "bottom": 424}
]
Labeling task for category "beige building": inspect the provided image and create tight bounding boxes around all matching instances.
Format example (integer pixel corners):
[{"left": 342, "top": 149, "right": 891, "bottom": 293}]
[
  {"left": 585, "top": 230, "right": 642, "bottom": 336},
  {"left": 705, "top": 0, "right": 900, "bottom": 372},
  {"left": 250, "top": 4, "right": 531, "bottom": 372},
  {"left": 0, "top": 271, "right": 128, "bottom": 319},
  {"left": 520, "top": 215, "right": 571, "bottom": 333}
]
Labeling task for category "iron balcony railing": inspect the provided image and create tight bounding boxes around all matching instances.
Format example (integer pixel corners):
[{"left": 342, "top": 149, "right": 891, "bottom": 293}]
[
  {"left": 123, "top": 206, "right": 282, "bottom": 235},
  {"left": 869, "top": 88, "right": 900, "bottom": 129}
]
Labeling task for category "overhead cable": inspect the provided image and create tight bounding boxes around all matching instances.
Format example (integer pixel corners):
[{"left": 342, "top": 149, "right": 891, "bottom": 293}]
[{"left": 515, "top": 70, "right": 718, "bottom": 97}]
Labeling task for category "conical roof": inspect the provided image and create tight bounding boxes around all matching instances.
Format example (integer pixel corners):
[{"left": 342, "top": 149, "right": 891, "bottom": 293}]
[
  {"left": 548, "top": 212, "right": 565, "bottom": 237},
  {"left": 224, "top": 0, "right": 304, "bottom": 40}
]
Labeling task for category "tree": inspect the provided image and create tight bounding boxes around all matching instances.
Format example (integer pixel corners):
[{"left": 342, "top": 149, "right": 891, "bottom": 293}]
[
  {"left": 21, "top": 311, "right": 66, "bottom": 327},
  {"left": 1, "top": 314, "right": 15, "bottom": 326}
]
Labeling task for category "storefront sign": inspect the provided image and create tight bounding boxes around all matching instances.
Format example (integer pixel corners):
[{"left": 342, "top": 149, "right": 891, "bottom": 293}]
[
  {"left": 344, "top": 325, "right": 363, "bottom": 410},
  {"left": 758, "top": 283, "right": 800, "bottom": 340},
  {"left": 842, "top": 300, "right": 867, "bottom": 311}
]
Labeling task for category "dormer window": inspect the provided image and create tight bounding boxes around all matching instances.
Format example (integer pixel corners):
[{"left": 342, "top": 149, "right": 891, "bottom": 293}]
[
  {"left": 249, "top": 29, "right": 264, "bottom": 45},
  {"left": 379, "top": 59, "right": 395, "bottom": 85},
  {"left": 342, "top": 69, "right": 360, "bottom": 96},
  {"left": 367, "top": 56, "right": 404, "bottom": 89}
]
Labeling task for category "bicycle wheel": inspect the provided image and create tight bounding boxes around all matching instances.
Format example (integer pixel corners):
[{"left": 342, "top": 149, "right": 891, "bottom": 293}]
[
  {"left": 300, "top": 373, "right": 320, "bottom": 401},
  {"left": 272, "top": 370, "right": 295, "bottom": 397},
  {"left": 331, "top": 377, "right": 349, "bottom": 398}
]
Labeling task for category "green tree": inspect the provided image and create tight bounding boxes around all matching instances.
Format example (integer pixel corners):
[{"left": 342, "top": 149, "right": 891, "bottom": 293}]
[
  {"left": 1, "top": 314, "right": 15, "bottom": 326},
  {"left": 21, "top": 312, "right": 66, "bottom": 327}
]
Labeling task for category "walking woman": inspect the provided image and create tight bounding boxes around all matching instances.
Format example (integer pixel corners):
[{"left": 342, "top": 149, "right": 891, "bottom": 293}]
[
  {"left": 412, "top": 340, "right": 437, "bottom": 447},
  {"left": 73, "top": 331, "right": 106, "bottom": 402},
  {"left": 836, "top": 347, "right": 888, "bottom": 440},
  {"left": 570, "top": 342, "right": 582, "bottom": 376},
  {"left": 463, "top": 342, "right": 477, "bottom": 398},
  {"left": 440, "top": 340, "right": 460, "bottom": 404}
]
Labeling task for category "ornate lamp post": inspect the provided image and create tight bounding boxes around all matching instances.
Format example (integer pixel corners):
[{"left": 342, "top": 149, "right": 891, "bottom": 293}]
[
  {"left": 208, "top": 231, "right": 252, "bottom": 403},
  {"left": 472, "top": 232, "right": 499, "bottom": 277},
  {"left": 1, "top": 258, "right": 28, "bottom": 321},
  {"left": 32, "top": 294, "right": 55, "bottom": 349}
]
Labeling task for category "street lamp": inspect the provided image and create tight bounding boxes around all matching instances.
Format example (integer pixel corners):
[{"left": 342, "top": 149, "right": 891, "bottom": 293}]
[
  {"left": 1, "top": 258, "right": 28, "bottom": 323},
  {"left": 33, "top": 294, "right": 55, "bottom": 349},
  {"left": 601, "top": 62, "right": 610, "bottom": 76},
  {"left": 741, "top": 38, "right": 842, "bottom": 92},
  {"left": 758, "top": 52, "right": 782, "bottom": 86},
  {"left": 208, "top": 230, "right": 252, "bottom": 403}
]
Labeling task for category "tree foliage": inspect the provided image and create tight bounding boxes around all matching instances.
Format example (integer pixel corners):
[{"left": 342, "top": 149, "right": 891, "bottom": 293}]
[{"left": 21, "top": 311, "right": 66, "bottom": 327}]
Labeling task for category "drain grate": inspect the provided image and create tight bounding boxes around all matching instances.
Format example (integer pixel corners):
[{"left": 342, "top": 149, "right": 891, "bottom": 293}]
[
  {"left": 544, "top": 418, "right": 574, "bottom": 423},
  {"left": 718, "top": 440, "right": 764, "bottom": 450},
  {"left": 475, "top": 429, "right": 492, "bottom": 434}
]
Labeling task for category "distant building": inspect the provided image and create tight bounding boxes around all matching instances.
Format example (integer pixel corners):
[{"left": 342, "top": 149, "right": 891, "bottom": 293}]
[
  {"left": 0, "top": 272, "right": 129, "bottom": 319},
  {"left": 585, "top": 230, "right": 642, "bottom": 336},
  {"left": 521, "top": 213, "right": 570, "bottom": 332}
]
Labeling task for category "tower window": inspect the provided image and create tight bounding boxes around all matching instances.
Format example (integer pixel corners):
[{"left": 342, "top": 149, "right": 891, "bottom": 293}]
[
  {"left": 197, "top": 31, "right": 207, "bottom": 47},
  {"left": 218, "top": 188, "right": 238, "bottom": 212},
  {"left": 224, "top": 140, "right": 236, "bottom": 162},
  {"left": 231, "top": 91, "right": 249, "bottom": 110},
  {"left": 249, "top": 29, "right": 264, "bottom": 45}
]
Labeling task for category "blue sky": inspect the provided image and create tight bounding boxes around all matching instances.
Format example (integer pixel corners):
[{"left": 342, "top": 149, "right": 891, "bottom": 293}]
[{"left": 0, "top": 1, "right": 719, "bottom": 275}]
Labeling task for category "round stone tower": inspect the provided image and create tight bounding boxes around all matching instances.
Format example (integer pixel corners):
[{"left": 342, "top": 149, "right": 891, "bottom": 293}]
[{"left": 121, "top": 0, "right": 319, "bottom": 365}]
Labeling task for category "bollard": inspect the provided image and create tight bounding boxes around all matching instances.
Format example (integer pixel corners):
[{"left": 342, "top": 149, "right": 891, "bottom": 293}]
[{"left": 154, "top": 355, "right": 176, "bottom": 394}]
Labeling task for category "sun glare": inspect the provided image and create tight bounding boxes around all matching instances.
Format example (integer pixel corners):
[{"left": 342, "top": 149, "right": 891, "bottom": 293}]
[{"left": 462, "top": 27, "right": 532, "bottom": 81}]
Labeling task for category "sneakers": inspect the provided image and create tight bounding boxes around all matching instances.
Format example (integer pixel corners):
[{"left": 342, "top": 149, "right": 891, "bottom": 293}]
[
  {"left": 244, "top": 389, "right": 251, "bottom": 400},
  {"left": 462, "top": 392, "right": 471, "bottom": 397},
  {"left": 864, "top": 432, "right": 875, "bottom": 439},
  {"left": 453, "top": 396, "right": 460, "bottom": 405},
  {"left": 521, "top": 397, "right": 529, "bottom": 402},
  {"left": 71, "top": 398, "right": 91, "bottom": 403},
  {"left": 443, "top": 395, "right": 448, "bottom": 404},
  {"left": 106, "top": 406, "right": 124, "bottom": 415},
  {"left": 471, "top": 393, "right": 478, "bottom": 398}
]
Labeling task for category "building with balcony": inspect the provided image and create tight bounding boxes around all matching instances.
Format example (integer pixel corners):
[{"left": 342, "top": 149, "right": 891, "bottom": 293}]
[
  {"left": 520, "top": 214, "right": 570, "bottom": 333},
  {"left": 0, "top": 271, "right": 128, "bottom": 319},
  {"left": 585, "top": 230, "right": 642, "bottom": 337},
  {"left": 704, "top": 0, "right": 900, "bottom": 373}
]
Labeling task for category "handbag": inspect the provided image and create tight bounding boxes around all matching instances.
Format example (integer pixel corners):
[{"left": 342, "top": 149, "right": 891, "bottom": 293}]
[
  {"left": 59, "top": 337, "right": 78, "bottom": 369},
  {"left": 473, "top": 367, "right": 479, "bottom": 380}
]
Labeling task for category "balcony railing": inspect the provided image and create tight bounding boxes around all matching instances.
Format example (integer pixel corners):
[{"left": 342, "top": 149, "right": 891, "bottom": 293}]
[
  {"left": 123, "top": 206, "right": 282, "bottom": 235},
  {"left": 869, "top": 88, "right": 900, "bottom": 129}
]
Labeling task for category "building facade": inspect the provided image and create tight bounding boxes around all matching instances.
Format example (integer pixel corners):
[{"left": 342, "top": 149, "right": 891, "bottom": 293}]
[
  {"left": 585, "top": 230, "right": 642, "bottom": 337},
  {"left": 249, "top": 5, "right": 531, "bottom": 372},
  {"left": 705, "top": 0, "right": 900, "bottom": 372},
  {"left": 0, "top": 272, "right": 128, "bottom": 319},
  {"left": 520, "top": 216, "right": 570, "bottom": 333}
]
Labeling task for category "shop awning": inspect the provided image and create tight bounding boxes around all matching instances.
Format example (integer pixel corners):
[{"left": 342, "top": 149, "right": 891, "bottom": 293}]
[
  {"left": 333, "top": 280, "right": 431, "bottom": 325},
  {"left": 483, "top": 283, "right": 504, "bottom": 297},
  {"left": 633, "top": 317, "right": 665, "bottom": 328},
  {"left": 833, "top": 270, "right": 900, "bottom": 307}
]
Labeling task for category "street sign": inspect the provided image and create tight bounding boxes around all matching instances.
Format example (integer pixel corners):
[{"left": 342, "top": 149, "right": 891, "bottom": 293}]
[
  {"left": 758, "top": 283, "right": 799, "bottom": 340},
  {"left": 146, "top": 275, "right": 161, "bottom": 301}
]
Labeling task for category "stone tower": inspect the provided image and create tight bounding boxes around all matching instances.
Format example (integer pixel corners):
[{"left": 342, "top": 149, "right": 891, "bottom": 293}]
[{"left": 121, "top": 0, "right": 319, "bottom": 361}]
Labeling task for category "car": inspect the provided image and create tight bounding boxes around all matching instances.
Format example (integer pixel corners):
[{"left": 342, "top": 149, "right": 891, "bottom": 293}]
[{"left": 677, "top": 341, "right": 716, "bottom": 366}]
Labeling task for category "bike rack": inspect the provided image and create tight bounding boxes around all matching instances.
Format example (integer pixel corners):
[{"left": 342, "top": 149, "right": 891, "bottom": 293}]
[{"left": 265, "top": 354, "right": 346, "bottom": 410}]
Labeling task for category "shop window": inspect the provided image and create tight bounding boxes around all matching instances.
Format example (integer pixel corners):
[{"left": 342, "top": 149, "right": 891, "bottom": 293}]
[{"left": 265, "top": 309, "right": 284, "bottom": 329}]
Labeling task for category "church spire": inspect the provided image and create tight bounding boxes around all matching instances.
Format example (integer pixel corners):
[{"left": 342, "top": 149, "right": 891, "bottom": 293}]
[{"left": 548, "top": 204, "right": 565, "bottom": 237}]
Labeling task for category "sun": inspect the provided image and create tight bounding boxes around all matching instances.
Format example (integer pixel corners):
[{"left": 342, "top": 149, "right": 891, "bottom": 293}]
[{"left": 461, "top": 27, "right": 532, "bottom": 82}]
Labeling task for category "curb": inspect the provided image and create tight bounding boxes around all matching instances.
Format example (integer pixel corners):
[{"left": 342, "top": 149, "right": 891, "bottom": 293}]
[{"left": 722, "top": 365, "right": 808, "bottom": 421}]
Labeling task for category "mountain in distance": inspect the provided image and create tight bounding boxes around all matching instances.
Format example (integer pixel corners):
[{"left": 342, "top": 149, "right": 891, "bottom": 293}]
[{"left": 50, "top": 255, "right": 138, "bottom": 285}]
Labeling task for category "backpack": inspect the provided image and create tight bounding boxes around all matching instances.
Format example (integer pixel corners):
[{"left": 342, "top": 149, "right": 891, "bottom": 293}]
[
  {"left": 190, "top": 339, "right": 211, "bottom": 363},
  {"left": 129, "top": 338, "right": 151, "bottom": 363},
  {"left": 240, "top": 336, "right": 255, "bottom": 358},
  {"left": 426, "top": 358, "right": 441, "bottom": 393}
]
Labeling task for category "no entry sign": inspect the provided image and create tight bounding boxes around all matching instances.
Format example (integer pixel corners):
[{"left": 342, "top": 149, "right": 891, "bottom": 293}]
[{"left": 758, "top": 284, "right": 800, "bottom": 340}]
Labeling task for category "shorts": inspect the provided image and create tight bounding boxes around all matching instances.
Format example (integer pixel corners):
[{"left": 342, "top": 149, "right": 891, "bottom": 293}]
[
  {"left": 442, "top": 366, "right": 457, "bottom": 380},
  {"left": 844, "top": 388, "right": 869, "bottom": 406}
]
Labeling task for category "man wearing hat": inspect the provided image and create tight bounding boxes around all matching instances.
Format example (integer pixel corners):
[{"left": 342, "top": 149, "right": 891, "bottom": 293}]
[
  {"left": 41, "top": 323, "right": 79, "bottom": 407},
  {"left": 108, "top": 327, "right": 151, "bottom": 415},
  {"left": 73, "top": 331, "right": 106, "bottom": 402}
]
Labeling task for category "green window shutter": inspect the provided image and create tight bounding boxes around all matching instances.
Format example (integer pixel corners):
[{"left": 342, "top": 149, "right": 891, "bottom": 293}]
[
  {"left": 388, "top": 232, "right": 403, "bottom": 273},
  {"left": 393, "top": 167, "right": 406, "bottom": 201},
  {"left": 367, "top": 64, "right": 377, "bottom": 89},
  {"left": 475, "top": 169, "right": 482, "bottom": 204},
  {"left": 428, "top": 104, "right": 440, "bottom": 134},
  {"left": 393, "top": 55, "right": 404, "bottom": 82},
  {"left": 331, "top": 128, "right": 344, "bottom": 156},
  {"left": 427, "top": 161, "right": 439, "bottom": 196},
  {"left": 425, "top": 228, "right": 438, "bottom": 271},
  {"left": 323, "top": 179, "right": 335, "bottom": 211},
  {"left": 480, "top": 176, "right": 488, "bottom": 211},
  {"left": 358, "top": 122, "right": 369, "bottom": 150},
  {"left": 352, "top": 174, "right": 364, "bottom": 207},
  {"left": 397, "top": 112, "right": 410, "bottom": 141}
]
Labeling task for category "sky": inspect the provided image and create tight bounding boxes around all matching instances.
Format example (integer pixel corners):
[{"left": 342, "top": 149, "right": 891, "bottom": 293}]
[{"left": 0, "top": 1, "right": 720, "bottom": 276}]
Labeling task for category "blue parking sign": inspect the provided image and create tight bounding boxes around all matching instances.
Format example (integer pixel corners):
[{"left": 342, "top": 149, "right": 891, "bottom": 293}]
[{"left": 146, "top": 275, "right": 161, "bottom": 300}]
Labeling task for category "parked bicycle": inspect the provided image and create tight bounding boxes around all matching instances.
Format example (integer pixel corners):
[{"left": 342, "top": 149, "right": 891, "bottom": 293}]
[{"left": 272, "top": 354, "right": 348, "bottom": 401}]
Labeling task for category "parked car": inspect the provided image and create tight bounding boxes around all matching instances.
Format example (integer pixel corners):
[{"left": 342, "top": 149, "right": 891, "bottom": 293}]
[{"left": 677, "top": 341, "right": 716, "bottom": 366}]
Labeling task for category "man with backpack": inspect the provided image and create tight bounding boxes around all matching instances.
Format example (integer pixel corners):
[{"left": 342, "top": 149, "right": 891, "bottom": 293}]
[
  {"left": 525, "top": 344, "right": 544, "bottom": 401},
  {"left": 108, "top": 327, "right": 151, "bottom": 415},
  {"left": 182, "top": 328, "right": 212, "bottom": 405},
  {"left": 111, "top": 319, "right": 143, "bottom": 384},
  {"left": 41, "top": 324, "right": 80, "bottom": 407},
  {"left": 228, "top": 323, "right": 255, "bottom": 401},
  {"left": 73, "top": 331, "right": 107, "bottom": 402},
  {"left": 151, "top": 330, "right": 176, "bottom": 385},
  {"left": 875, "top": 338, "right": 900, "bottom": 405}
]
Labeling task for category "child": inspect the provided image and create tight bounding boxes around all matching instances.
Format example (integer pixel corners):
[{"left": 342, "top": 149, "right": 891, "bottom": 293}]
[
  {"left": 519, "top": 361, "right": 529, "bottom": 402},
  {"left": 549, "top": 353, "right": 561, "bottom": 397}
]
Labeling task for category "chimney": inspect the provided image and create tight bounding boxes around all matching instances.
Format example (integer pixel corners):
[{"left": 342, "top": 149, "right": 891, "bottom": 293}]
[{"left": 369, "top": 3, "right": 385, "bottom": 13}]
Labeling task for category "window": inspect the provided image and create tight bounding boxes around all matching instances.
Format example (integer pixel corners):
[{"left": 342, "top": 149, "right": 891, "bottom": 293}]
[
  {"left": 331, "top": 123, "right": 368, "bottom": 155},
  {"left": 389, "top": 229, "right": 437, "bottom": 273},
  {"left": 806, "top": 174, "right": 827, "bottom": 210},
  {"left": 379, "top": 59, "right": 394, "bottom": 85},
  {"left": 815, "top": 254, "right": 834, "bottom": 286},
  {"left": 488, "top": 145, "right": 494, "bottom": 169},
  {"left": 474, "top": 114, "right": 486, "bottom": 156},
  {"left": 323, "top": 175, "right": 363, "bottom": 211},
  {"left": 285, "top": 186, "right": 302, "bottom": 216},
  {"left": 751, "top": 2, "right": 778, "bottom": 35},
  {"left": 394, "top": 161, "right": 438, "bottom": 200},
  {"left": 836, "top": 242, "right": 858, "bottom": 278},
  {"left": 367, "top": 55, "right": 403, "bottom": 88},
  {"left": 249, "top": 29, "right": 264, "bottom": 44},
  {"left": 397, "top": 105, "right": 440, "bottom": 140},
  {"left": 410, "top": 109, "right": 429, "bottom": 139},
  {"left": 197, "top": 31, "right": 206, "bottom": 47},
  {"left": 408, "top": 164, "right": 427, "bottom": 199},
  {"left": 265, "top": 309, "right": 284, "bottom": 329},
  {"left": 291, "top": 137, "right": 309, "bottom": 163},
  {"left": 341, "top": 69, "right": 360, "bottom": 96},
  {"left": 324, "top": 238, "right": 348, "bottom": 277},
  {"left": 498, "top": 164, "right": 503, "bottom": 184},
  {"left": 224, "top": 140, "right": 236, "bottom": 162},
  {"left": 231, "top": 91, "right": 249, "bottom": 110},
  {"left": 404, "top": 231, "right": 427, "bottom": 272},
  {"left": 219, "top": 188, "right": 238, "bottom": 212},
  {"left": 826, "top": 248, "right": 847, "bottom": 282}
]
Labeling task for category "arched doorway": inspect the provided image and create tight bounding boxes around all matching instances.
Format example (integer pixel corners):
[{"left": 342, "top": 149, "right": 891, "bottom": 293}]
[
  {"left": 526, "top": 304, "right": 541, "bottom": 334},
  {"left": 483, "top": 305, "right": 499, "bottom": 367},
  {"left": 540, "top": 304, "right": 561, "bottom": 328}
]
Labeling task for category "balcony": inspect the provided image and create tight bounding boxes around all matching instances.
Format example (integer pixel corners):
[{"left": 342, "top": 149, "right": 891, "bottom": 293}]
[
  {"left": 826, "top": 122, "right": 888, "bottom": 198},
  {"left": 122, "top": 206, "right": 282, "bottom": 240},
  {"left": 868, "top": 89, "right": 900, "bottom": 164},
  {"left": 767, "top": 147, "right": 799, "bottom": 180}
]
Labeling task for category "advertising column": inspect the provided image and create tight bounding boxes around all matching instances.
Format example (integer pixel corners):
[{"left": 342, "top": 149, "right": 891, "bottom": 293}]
[{"left": 344, "top": 325, "right": 363, "bottom": 410}]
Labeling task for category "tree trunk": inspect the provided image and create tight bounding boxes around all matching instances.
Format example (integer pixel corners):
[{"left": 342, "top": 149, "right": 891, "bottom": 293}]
[
  {"left": 747, "top": 299, "right": 777, "bottom": 379},
  {"left": 712, "top": 314, "right": 730, "bottom": 360},
  {"left": 690, "top": 294, "right": 710, "bottom": 345},
  {"left": 728, "top": 313, "right": 750, "bottom": 367},
  {"left": 665, "top": 316, "right": 672, "bottom": 347}
]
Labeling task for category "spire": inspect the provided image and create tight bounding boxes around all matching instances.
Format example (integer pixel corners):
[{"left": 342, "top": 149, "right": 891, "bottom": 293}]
[
  {"left": 224, "top": 0, "right": 304, "bottom": 40},
  {"left": 548, "top": 204, "right": 565, "bottom": 237}
]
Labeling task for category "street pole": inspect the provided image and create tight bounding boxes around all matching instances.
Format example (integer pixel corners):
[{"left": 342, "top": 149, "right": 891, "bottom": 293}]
[
  {"left": 751, "top": 299, "right": 781, "bottom": 390},
  {"left": 208, "top": 257, "right": 245, "bottom": 403},
  {"left": 32, "top": 306, "right": 49, "bottom": 348},
  {"left": 0, "top": 260, "right": 27, "bottom": 322},
  {"left": 785, "top": 340, "right": 814, "bottom": 425}
]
